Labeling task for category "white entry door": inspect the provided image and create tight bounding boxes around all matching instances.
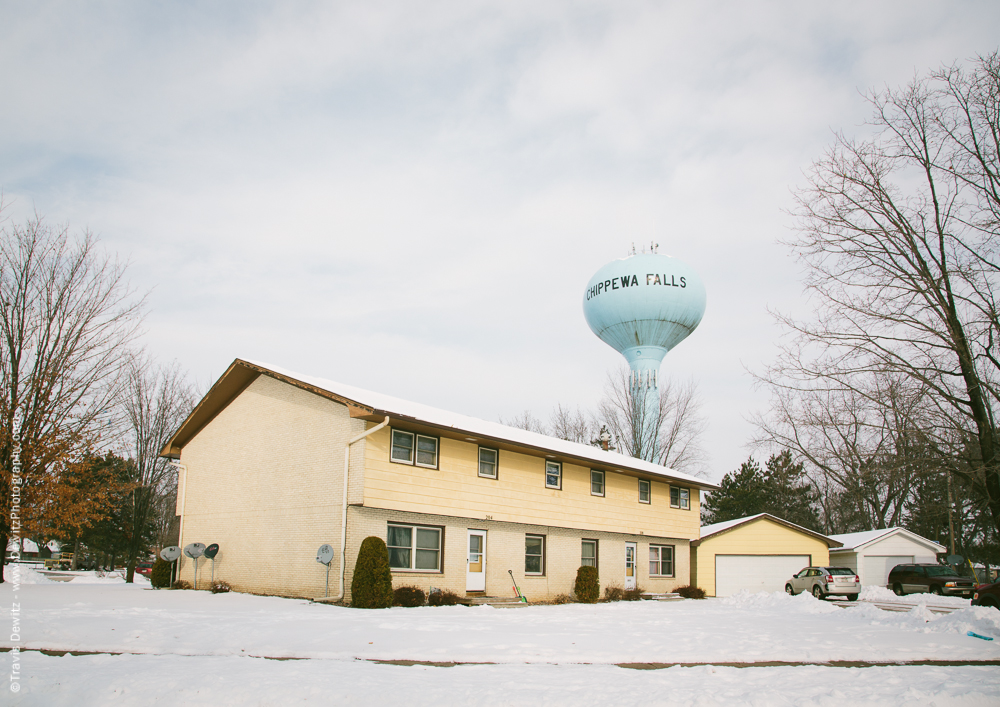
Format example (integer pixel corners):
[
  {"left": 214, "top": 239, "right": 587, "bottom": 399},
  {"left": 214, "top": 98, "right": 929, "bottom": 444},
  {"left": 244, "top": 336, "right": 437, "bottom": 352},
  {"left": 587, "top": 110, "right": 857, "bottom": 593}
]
[
  {"left": 625, "top": 542, "right": 637, "bottom": 590},
  {"left": 467, "top": 530, "right": 486, "bottom": 592}
]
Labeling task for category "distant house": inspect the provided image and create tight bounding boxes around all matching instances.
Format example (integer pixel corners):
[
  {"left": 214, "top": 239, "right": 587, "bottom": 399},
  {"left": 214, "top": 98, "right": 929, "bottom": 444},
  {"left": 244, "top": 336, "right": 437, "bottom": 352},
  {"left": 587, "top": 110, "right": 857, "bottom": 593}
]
[
  {"left": 692, "top": 513, "right": 842, "bottom": 597},
  {"left": 160, "top": 359, "right": 718, "bottom": 601},
  {"left": 828, "top": 528, "right": 945, "bottom": 587}
]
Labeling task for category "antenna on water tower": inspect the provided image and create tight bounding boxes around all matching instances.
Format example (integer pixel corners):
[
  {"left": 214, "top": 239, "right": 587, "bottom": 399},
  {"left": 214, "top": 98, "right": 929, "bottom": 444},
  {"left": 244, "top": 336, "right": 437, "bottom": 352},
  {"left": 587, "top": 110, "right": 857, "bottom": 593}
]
[{"left": 582, "top": 249, "right": 706, "bottom": 462}]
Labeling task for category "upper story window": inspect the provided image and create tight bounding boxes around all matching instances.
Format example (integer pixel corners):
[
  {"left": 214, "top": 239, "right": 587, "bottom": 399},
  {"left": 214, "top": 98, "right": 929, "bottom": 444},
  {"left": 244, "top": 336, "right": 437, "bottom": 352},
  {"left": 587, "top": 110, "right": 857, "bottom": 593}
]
[
  {"left": 545, "top": 461, "right": 562, "bottom": 489},
  {"left": 479, "top": 447, "right": 498, "bottom": 479},
  {"left": 390, "top": 429, "right": 438, "bottom": 469},
  {"left": 670, "top": 486, "right": 690, "bottom": 509},
  {"left": 591, "top": 470, "right": 605, "bottom": 497},
  {"left": 638, "top": 479, "right": 651, "bottom": 504}
]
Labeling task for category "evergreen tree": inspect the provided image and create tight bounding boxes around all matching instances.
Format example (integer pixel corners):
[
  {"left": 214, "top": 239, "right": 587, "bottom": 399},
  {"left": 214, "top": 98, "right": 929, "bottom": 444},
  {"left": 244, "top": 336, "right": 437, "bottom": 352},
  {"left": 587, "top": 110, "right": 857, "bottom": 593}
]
[{"left": 702, "top": 451, "right": 821, "bottom": 531}]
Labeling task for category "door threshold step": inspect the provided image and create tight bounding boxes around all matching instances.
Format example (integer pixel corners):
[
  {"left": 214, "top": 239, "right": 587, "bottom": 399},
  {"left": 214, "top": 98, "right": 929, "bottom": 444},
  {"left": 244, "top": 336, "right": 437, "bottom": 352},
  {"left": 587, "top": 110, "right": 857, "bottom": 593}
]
[{"left": 458, "top": 596, "right": 530, "bottom": 607}]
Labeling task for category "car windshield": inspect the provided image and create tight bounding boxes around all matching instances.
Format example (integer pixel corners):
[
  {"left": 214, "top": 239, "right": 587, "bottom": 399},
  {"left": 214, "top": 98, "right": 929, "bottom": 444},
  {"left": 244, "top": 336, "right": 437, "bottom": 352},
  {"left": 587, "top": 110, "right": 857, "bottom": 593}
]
[
  {"left": 826, "top": 568, "right": 855, "bottom": 575},
  {"left": 924, "top": 566, "right": 957, "bottom": 577}
]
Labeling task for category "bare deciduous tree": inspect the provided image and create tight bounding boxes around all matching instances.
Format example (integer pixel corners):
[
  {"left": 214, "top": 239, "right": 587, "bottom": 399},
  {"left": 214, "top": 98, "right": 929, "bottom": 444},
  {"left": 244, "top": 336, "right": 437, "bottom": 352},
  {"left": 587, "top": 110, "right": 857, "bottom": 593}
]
[
  {"left": 756, "top": 51, "right": 1000, "bottom": 535},
  {"left": 598, "top": 366, "right": 706, "bottom": 475},
  {"left": 120, "top": 357, "right": 195, "bottom": 583},
  {"left": 0, "top": 215, "right": 143, "bottom": 582}
]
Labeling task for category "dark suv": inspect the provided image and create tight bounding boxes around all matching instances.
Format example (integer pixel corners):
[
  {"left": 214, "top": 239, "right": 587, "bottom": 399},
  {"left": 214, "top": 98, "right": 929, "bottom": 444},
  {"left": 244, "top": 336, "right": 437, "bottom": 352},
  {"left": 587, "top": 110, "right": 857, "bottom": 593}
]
[{"left": 887, "top": 564, "right": 975, "bottom": 597}]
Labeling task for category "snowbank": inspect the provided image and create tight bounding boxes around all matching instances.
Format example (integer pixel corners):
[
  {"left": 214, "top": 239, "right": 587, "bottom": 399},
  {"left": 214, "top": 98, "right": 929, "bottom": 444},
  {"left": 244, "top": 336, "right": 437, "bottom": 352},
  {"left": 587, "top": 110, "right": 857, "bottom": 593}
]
[
  {"left": 3, "top": 563, "right": 55, "bottom": 584},
  {"left": 860, "top": 584, "right": 973, "bottom": 607}
]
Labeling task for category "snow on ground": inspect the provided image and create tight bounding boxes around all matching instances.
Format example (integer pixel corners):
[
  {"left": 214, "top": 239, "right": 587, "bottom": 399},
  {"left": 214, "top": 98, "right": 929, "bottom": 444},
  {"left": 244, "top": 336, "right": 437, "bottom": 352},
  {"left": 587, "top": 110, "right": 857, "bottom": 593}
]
[{"left": 2, "top": 576, "right": 999, "bottom": 706}]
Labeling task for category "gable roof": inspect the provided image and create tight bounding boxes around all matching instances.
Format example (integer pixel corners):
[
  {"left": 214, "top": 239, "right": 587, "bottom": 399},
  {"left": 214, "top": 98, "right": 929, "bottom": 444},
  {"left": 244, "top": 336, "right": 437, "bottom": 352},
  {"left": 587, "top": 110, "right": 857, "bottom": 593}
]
[
  {"left": 696, "top": 513, "right": 841, "bottom": 547},
  {"left": 161, "top": 358, "right": 718, "bottom": 490},
  {"left": 828, "top": 527, "right": 945, "bottom": 553}
]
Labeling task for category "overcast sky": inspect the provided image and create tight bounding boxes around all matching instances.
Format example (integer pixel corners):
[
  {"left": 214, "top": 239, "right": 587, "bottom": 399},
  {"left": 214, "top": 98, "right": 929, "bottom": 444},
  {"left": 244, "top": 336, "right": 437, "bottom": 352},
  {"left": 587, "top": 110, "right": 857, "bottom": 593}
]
[{"left": 2, "top": 1, "right": 997, "bottom": 482}]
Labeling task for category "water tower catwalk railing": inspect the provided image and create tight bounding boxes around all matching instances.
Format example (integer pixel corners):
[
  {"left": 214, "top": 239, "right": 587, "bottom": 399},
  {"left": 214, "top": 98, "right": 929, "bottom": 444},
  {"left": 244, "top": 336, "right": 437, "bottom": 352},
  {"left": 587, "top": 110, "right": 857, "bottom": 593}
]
[{"left": 583, "top": 249, "right": 706, "bottom": 464}]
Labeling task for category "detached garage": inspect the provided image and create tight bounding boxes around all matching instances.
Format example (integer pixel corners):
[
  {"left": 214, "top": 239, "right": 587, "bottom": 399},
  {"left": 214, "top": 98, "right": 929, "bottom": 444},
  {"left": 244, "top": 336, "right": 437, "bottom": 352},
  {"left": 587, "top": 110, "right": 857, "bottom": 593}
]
[
  {"left": 828, "top": 528, "right": 945, "bottom": 587},
  {"left": 692, "top": 514, "right": 842, "bottom": 597}
]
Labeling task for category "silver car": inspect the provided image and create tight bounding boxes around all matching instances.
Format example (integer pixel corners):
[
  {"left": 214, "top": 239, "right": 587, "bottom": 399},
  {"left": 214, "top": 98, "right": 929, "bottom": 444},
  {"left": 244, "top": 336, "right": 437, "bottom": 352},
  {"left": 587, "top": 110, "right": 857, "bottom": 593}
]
[{"left": 785, "top": 566, "right": 860, "bottom": 601}]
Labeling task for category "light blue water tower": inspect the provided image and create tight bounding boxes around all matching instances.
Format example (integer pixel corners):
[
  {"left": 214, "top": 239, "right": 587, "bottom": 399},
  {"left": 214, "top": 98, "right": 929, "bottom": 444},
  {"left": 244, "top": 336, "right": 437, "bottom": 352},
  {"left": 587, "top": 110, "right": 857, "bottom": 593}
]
[{"left": 583, "top": 248, "right": 706, "bottom": 462}]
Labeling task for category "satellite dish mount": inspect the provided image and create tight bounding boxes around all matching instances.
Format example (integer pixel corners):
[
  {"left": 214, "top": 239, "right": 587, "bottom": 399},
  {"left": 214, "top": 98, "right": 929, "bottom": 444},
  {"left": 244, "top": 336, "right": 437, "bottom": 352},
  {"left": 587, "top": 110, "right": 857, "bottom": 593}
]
[{"left": 316, "top": 544, "right": 335, "bottom": 598}]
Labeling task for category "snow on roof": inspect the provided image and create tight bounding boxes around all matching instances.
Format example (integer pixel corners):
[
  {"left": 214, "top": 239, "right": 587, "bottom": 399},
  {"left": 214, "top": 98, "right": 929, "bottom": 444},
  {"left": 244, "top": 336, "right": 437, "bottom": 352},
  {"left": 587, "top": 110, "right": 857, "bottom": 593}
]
[
  {"left": 6, "top": 538, "right": 39, "bottom": 553},
  {"left": 828, "top": 527, "right": 945, "bottom": 552},
  {"left": 246, "top": 359, "right": 716, "bottom": 489},
  {"left": 699, "top": 513, "right": 839, "bottom": 546},
  {"left": 700, "top": 513, "right": 768, "bottom": 539}
]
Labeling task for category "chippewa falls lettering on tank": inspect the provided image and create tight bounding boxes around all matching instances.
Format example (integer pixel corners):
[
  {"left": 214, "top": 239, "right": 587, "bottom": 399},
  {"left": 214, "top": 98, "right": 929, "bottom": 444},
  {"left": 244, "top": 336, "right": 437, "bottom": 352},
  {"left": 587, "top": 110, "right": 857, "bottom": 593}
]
[{"left": 585, "top": 273, "right": 688, "bottom": 301}]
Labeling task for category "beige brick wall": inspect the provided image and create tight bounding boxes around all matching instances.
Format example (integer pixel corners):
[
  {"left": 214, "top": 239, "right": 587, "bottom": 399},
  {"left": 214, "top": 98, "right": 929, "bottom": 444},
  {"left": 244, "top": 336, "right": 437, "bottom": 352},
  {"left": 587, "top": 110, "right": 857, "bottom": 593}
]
[
  {"left": 345, "top": 506, "right": 690, "bottom": 602},
  {"left": 175, "top": 374, "right": 365, "bottom": 597}
]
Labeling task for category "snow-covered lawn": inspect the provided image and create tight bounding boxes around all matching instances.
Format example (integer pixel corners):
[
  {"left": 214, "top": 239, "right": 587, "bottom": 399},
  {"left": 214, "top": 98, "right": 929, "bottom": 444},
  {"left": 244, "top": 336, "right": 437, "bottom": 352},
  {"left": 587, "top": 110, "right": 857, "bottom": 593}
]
[{"left": 3, "top": 566, "right": 999, "bottom": 706}]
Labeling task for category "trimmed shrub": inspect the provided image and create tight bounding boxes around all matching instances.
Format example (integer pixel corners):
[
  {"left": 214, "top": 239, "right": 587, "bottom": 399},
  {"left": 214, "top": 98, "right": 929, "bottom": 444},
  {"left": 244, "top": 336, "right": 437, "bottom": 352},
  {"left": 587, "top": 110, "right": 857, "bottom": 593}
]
[
  {"left": 171, "top": 579, "right": 191, "bottom": 590},
  {"left": 574, "top": 566, "right": 600, "bottom": 603},
  {"left": 210, "top": 580, "right": 232, "bottom": 594},
  {"left": 393, "top": 585, "right": 426, "bottom": 607},
  {"left": 623, "top": 586, "right": 644, "bottom": 601},
  {"left": 676, "top": 585, "right": 706, "bottom": 599},
  {"left": 351, "top": 536, "right": 394, "bottom": 608},
  {"left": 603, "top": 583, "right": 624, "bottom": 602},
  {"left": 428, "top": 589, "right": 461, "bottom": 606},
  {"left": 150, "top": 558, "right": 172, "bottom": 589}
]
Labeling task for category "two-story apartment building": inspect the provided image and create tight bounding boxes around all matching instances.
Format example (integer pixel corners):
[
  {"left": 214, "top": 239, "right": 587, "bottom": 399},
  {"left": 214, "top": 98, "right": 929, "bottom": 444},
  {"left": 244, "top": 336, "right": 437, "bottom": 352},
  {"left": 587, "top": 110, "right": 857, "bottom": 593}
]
[{"left": 160, "top": 359, "right": 717, "bottom": 602}]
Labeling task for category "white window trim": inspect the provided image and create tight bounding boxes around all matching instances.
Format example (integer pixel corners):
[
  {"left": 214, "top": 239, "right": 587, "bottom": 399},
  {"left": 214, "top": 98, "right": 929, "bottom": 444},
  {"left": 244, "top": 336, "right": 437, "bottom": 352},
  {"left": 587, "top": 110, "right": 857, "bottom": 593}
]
[
  {"left": 581, "top": 539, "right": 598, "bottom": 569},
  {"left": 545, "top": 460, "right": 562, "bottom": 490},
  {"left": 591, "top": 469, "right": 605, "bottom": 497},
  {"left": 478, "top": 446, "right": 499, "bottom": 479},
  {"left": 525, "top": 534, "right": 545, "bottom": 576},
  {"left": 638, "top": 479, "right": 651, "bottom": 504},
  {"left": 649, "top": 544, "right": 675, "bottom": 577},
  {"left": 670, "top": 486, "right": 690, "bottom": 510},
  {"left": 387, "top": 522, "right": 443, "bottom": 573},
  {"left": 390, "top": 428, "right": 439, "bottom": 470}
]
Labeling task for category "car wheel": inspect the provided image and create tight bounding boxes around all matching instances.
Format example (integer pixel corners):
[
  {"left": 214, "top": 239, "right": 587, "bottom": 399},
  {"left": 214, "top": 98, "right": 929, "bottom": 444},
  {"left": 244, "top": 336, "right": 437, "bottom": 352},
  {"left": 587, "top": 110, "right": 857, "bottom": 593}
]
[
  {"left": 812, "top": 585, "right": 825, "bottom": 600},
  {"left": 930, "top": 585, "right": 942, "bottom": 596},
  {"left": 785, "top": 584, "right": 795, "bottom": 596},
  {"left": 847, "top": 594, "right": 858, "bottom": 602},
  {"left": 893, "top": 583, "right": 905, "bottom": 596}
]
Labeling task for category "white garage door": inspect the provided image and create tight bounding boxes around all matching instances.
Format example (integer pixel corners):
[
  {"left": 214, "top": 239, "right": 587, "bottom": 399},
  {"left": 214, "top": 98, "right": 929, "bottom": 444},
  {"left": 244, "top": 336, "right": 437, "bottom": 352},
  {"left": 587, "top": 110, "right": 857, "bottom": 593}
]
[
  {"left": 863, "top": 555, "right": 913, "bottom": 587},
  {"left": 715, "top": 555, "right": 811, "bottom": 597}
]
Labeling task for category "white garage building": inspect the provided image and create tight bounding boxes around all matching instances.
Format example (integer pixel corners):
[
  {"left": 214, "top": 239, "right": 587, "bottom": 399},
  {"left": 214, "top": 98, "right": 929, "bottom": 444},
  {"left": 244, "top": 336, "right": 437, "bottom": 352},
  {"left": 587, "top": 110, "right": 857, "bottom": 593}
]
[{"left": 827, "top": 528, "right": 945, "bottom": 588}]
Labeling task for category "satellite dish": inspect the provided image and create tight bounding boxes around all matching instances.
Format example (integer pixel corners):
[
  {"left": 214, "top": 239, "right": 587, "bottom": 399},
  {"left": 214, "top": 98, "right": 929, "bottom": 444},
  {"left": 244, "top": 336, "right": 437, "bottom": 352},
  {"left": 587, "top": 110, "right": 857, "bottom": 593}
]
[
  {"left": 316, "top": 544, "right": 335, "bottom": 565},
  {"left": 204, "top": 543, "right": 219, "bottom": 560},
  {"left": 160, "top": 546, "right": 182, "bottom": 562},
  {"left": 184, "top": 543, "right": 206, "bottom": 559},
  {"left": 947, "top": 554, "right": 964, "bottom": 565}
]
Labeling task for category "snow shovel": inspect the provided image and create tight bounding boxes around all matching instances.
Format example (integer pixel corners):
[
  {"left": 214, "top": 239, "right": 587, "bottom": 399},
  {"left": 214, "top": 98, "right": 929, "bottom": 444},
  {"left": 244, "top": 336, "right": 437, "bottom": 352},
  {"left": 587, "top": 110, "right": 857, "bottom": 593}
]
[{"left": 508, "top": 569, "right": 527, "bottom": 603}]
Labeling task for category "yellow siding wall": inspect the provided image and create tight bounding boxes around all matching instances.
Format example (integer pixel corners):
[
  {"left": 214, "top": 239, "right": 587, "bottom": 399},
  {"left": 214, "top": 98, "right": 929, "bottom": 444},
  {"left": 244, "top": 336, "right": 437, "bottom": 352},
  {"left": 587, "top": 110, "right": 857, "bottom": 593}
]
[
  {"left": 362, "top": 425, "right": 701, "bottom": 541},
  {"left": 693, "top": 519, "right": 830, "bottom": 596}
]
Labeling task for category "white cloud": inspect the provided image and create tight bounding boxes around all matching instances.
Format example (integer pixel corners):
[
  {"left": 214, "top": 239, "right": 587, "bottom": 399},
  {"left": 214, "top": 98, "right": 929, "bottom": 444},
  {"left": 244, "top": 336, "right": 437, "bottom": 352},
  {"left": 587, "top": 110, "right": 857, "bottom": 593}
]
[{"left": 1, "top": 0, "right": 997, "bottom": 480}]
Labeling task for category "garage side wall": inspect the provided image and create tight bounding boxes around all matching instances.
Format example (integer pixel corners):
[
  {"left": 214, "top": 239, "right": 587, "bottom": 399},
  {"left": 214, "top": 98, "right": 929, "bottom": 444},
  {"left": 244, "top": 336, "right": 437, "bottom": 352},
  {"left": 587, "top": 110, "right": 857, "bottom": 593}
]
[
  {"left": 695, "top": 520, "right": 830, "bottom": 597},
  {"left": 176, "top": 375, "right": 365, "bottom": 597}
]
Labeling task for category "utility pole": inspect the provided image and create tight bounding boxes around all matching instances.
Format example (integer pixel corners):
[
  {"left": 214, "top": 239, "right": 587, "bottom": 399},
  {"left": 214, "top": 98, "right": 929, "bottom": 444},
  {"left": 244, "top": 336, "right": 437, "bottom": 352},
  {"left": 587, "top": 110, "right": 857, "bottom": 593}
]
[{"left": 947, "top": 473, "right": 956, "bottom": 556}]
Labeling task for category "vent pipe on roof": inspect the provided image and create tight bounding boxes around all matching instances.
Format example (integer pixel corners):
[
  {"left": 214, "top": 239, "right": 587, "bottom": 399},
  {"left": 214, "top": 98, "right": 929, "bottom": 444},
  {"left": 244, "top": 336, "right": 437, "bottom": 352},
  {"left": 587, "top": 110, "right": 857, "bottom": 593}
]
[{"left": 332, "top": 415, "right": 390, "bottom": 603}]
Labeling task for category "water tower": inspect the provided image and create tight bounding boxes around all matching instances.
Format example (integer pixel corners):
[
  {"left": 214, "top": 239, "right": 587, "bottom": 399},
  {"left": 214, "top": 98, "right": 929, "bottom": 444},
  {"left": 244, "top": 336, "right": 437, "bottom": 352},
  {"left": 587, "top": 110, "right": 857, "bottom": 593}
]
[{"left": 583, "top": 248, "right": 706, "bottom": 462}]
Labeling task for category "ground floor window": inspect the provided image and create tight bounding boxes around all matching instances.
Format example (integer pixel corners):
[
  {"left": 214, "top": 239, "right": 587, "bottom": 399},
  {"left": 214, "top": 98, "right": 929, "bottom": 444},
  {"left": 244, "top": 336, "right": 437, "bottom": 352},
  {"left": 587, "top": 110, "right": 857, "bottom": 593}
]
[
  {"left": 525, "top": 534, "right": 545, "bottom": 575},
  {"left": 649, "top": 544, "right": 674, "bottom": 577},
  {"left": 387, "top": 523, "right": 442, "bottom": 571},
  {"left": 582, "top": 539, "right": 598, "bottom": 568}
]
